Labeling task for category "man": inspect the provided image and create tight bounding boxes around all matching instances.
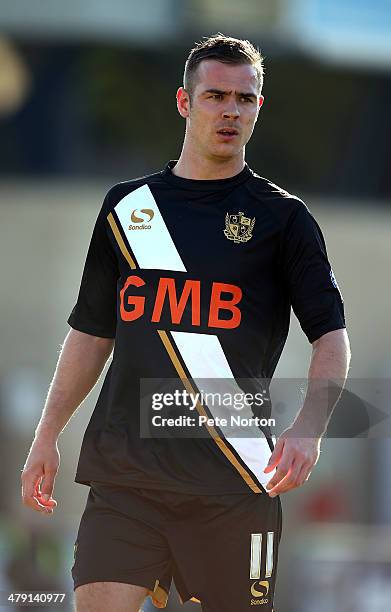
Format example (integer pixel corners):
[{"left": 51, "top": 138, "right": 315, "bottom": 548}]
[{"left": 21, "top": 35, "right": 350, "bottom": 612}]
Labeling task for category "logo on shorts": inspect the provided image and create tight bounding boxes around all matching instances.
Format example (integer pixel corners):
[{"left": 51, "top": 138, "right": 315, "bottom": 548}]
[
  {"left": 224, "top": 211, "right": 255, "bottom": 243},
  {"left": 250, "top": 580, "right": 269, "bottom": 605},
  {"left": 129, "top": 208, "right": 154, "bottom": 230}
]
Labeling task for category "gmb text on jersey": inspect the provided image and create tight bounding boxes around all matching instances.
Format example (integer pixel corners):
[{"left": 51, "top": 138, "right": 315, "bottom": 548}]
[{"left": 119, "top": 274, "right": 242, "bottom": 329}]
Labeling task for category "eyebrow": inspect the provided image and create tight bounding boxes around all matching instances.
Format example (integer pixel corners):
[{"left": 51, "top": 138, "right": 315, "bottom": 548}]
[{"left": 203, "top": 88, "right": 257, "bottom": 99}]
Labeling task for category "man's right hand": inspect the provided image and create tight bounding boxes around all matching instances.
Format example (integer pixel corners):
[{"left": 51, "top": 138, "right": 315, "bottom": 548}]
[{"left": 21, "top": 437, "right": 60, "bottom": 514}]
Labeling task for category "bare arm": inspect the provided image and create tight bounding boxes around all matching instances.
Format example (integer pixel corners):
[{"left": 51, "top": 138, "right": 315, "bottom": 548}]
[
  {"left": 264, "top": 328, "right": 351, "bottom": 497},
  {"left": 21, "top": 328, "right": 114, "bottom": 514}
]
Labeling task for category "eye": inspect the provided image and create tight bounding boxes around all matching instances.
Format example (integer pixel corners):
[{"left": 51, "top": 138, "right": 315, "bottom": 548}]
[
  {"left": 240, "top": 96, "right": 253, "bottom": 103},
  {"left": 210, "top": 94, "right": 223, "bottom": 100}
]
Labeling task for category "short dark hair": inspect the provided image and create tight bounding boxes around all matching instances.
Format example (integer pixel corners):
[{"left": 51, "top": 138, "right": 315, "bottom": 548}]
[{"left": 184, "top": 33, "right": 264, "bottom": 99}]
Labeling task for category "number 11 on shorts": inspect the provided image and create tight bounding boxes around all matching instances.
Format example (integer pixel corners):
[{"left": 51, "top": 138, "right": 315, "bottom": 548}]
[{"left": 250, "top": 532, "right": 274, "bottom": 579}]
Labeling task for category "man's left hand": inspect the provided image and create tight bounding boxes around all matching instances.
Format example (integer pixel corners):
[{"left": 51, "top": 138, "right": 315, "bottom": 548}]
[{"left": 264, "top": 427, "right": 321, "bottom": 497}]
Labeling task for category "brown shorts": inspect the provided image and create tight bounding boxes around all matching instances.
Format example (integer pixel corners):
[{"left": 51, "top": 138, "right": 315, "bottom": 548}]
[{"left": 72, "top": 482, "right": 282, "bottom": 611}]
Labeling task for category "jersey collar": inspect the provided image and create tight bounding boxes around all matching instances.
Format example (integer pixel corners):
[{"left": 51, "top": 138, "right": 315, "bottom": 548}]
[{"left": 161, "top": 160, "right": 252, "bottom": 192}]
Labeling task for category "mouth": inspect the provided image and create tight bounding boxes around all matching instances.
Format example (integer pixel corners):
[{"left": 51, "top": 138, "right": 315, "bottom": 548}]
[{"left": 216, "top": 128, "right": 239, "bottom": 140}]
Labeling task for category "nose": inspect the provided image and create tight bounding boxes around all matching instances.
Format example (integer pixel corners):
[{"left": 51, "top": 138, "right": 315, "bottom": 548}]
[{"left": 222, "top": 97, "right": 240, "bottom": 119}]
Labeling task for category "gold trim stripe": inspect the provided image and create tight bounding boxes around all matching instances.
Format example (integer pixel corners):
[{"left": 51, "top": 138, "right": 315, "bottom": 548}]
[
  {"left": 157, "top": 329, "right": 263, "bottom": 494},
  {"left": 107, "top": 212, "right": 137, "bottom": 269},
  {"left": 149, "top": 580, "right": 169, "bottom": 608}
]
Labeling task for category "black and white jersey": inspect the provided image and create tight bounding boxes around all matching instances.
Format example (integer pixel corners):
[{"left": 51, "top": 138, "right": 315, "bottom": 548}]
[{"left": 68, "top": 161, "right": 345, "bottom": 495}]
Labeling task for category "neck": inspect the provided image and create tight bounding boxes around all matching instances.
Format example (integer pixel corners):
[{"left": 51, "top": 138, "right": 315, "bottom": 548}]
[{"left": 173, "top": 143, "right": 246, "bottom": 180}]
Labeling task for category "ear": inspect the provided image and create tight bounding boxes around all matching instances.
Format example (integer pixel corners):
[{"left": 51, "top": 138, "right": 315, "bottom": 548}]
[
  {"left": 177, "top": 87, "right": 190, "bottom": 118},
  {"left": 258, "top": 95, "right": 264, "bottom": 109}
]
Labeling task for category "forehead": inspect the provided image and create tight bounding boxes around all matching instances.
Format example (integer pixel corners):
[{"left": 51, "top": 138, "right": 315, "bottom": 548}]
[{"left": 194, "top": 59, "right": 259, "bottom": 94}]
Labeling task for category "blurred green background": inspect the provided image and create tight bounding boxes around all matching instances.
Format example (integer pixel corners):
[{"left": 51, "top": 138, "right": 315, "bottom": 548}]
[{"left": 1, "top": 1, "right": 391, "bottom": 611}]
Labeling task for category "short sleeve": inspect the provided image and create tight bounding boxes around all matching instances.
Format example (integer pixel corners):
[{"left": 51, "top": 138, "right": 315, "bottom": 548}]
[
  {"left": 67, "top": 193, "right": 119, "bottom": 338},
  {"left": 282, "top": 200, "right": 346, "bottom": 343}
]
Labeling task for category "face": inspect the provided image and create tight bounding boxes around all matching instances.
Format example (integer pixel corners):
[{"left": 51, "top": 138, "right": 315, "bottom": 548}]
[{"left": 177, "top": 59, "right": 264, "bottom": 162}]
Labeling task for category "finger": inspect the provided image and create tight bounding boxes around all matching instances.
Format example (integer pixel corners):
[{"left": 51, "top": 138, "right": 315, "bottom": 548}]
[
  {"left": 24, "top": 474, "right": 52, "bottom": 514},
  {"left": 34, "top": 485, "right": 55, "bottom": 512},
  {"left": 32, "top": 490, "right": 55, "bottom": 513},
  {"left": 268, "top": 460, "right": 302, "bottom": 497},
  {"left": 297, "top": 463, "right": 312, "bottom": 487},
  {"left": 22, "top": 471, "right": 52, "bottom": 514},
  {"left": 264, "top": 438, "right": 285, "bottom": 473},
  {"left": 39, "top": 467, "right": 58, "bottom": 506},
  {"left": 266, "top": 457, "right": 293, "bottom": 490},
  {"left": 34, "top": 476, "right": 42, "bottom": 497},
  {"left": 34, "top": 476, "right": 55, "bottom": 506},
  {"left": 36, "top": 492, "right": 57, "bottom": 508},
  {"left": 22, "top": 471, "right": 41, "bottom": 506}
]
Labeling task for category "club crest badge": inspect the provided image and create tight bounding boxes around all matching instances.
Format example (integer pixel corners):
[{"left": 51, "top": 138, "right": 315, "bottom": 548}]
[{"left": 224, "top": 211, "right": 255, "bottom": 243}]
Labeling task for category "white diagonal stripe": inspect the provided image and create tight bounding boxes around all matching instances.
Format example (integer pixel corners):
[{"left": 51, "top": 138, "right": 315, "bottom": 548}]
[
  {"left": 171, "top": 330, "right": 275, "bottom": 487},
  {"left": 114, "top": 184, "right": 186, "bottom": 271}
]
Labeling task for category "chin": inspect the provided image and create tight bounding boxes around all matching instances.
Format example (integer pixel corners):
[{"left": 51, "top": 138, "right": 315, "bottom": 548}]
[{"left": 209, "top": 145, "right": 241, "bottom": 160}]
